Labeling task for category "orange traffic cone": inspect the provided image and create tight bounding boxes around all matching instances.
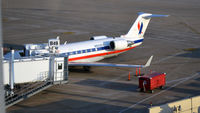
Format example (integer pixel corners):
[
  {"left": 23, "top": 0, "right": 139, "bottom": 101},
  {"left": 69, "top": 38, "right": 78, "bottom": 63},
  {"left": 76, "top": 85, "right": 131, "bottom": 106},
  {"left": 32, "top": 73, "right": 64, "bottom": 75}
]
[
  {"left": 128, "top": 72, "right": 130, "bottom": 81},
  {"left": 139, "top": 68, "right": 141, "bottom": 76}
]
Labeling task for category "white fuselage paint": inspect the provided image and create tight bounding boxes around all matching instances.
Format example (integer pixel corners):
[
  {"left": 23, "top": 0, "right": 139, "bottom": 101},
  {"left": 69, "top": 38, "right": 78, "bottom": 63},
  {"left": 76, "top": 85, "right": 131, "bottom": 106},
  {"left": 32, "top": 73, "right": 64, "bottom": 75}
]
[{"left": 58, "top": 37, "right": 143, "bottom": 62}]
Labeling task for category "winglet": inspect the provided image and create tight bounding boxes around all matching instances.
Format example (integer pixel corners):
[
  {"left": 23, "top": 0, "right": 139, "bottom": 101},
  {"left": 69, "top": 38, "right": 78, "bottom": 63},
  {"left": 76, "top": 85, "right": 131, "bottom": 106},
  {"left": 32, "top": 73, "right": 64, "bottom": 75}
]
[{"left": 144, "top": 55, "right": 153, "bottom": 67}]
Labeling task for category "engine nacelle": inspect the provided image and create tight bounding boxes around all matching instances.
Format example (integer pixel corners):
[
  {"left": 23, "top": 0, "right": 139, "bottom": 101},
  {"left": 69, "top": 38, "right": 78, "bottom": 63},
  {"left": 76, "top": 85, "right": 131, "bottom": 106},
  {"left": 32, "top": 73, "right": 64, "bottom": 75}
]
[
  {"left": 90, "top": 35, "right": 108, "bottom": 40},
  {"left": 110, "top": 39, "right": 128, "bottom": 50}
]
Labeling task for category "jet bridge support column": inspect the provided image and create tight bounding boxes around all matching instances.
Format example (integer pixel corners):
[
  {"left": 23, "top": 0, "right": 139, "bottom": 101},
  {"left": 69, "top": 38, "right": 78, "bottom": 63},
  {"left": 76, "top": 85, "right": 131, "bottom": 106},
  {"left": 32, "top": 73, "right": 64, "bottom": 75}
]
[
  {"left": 49, "top": 54, "right": 55, "bottom": 83},
  {"left": 9, "top": 50, "right": 15, "bottom": 95},
  {"left": 64, "top": 55, "right": 69, "bottom": 81},
  {"left": 48, "top": 37, "right": 60, "bottom": 83}
]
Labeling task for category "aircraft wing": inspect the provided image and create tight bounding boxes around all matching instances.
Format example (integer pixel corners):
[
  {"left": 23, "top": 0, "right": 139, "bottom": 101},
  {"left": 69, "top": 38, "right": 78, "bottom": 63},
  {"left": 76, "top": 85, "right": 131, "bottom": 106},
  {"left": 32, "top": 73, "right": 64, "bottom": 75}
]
[{"left": 68, "top": 56, "right": 153, "bottom": 68}]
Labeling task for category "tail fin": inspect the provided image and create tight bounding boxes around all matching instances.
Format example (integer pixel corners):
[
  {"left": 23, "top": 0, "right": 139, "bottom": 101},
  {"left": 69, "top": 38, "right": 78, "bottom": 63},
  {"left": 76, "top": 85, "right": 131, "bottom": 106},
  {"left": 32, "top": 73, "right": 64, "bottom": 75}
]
[{"left": 122, "top": 12, "right": 168, "bottom": 39}]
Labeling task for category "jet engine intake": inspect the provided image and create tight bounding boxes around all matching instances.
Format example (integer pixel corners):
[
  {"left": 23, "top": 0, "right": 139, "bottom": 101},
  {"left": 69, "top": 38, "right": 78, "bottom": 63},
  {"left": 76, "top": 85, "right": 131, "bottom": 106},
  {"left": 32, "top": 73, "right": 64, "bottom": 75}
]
[{"left": 110, "top": 39, "right": 128, "bottom": 50}]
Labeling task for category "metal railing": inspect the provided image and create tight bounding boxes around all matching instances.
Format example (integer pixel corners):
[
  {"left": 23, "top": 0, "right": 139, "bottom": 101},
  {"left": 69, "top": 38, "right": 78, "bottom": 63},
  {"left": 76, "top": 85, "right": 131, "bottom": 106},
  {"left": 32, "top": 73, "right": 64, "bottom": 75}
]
[
  {"left": 5, "top": 71, "right": 52, "bottom": 107},
  {"left": 5, "top": 70, "right": 67, "bottom": 107}
]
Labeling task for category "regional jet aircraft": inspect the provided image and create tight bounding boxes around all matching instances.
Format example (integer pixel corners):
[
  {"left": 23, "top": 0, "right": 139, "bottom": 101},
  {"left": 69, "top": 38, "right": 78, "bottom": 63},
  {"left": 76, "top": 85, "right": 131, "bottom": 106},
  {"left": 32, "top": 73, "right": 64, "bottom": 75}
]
[{"left": 5, "top": 12, "right": 168, "bottom": 70}]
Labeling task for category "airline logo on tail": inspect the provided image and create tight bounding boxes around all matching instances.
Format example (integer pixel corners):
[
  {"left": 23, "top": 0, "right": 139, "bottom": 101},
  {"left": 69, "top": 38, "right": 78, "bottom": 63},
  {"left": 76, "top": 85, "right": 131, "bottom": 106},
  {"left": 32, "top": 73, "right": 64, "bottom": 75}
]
[{"left": 138, "top": 21, "right": 143, "bottom": 34}]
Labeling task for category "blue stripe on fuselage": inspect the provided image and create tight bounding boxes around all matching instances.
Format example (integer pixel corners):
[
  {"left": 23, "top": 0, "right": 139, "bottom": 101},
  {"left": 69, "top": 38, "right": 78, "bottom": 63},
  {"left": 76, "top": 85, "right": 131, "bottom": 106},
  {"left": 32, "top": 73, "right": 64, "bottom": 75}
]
[
  {"left": 67, "top": 39, "right": 143, "bottom": 56},
  {"left": 133, "top": 39, "right": 143, "bottom": 43}
]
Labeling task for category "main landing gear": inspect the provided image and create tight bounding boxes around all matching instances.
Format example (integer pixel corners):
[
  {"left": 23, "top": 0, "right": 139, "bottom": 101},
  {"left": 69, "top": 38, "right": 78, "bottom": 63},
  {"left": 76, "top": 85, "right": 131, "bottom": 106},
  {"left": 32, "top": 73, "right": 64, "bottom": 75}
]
[{"left": 83, "top": 66, "right": 91, "bottom": 71}]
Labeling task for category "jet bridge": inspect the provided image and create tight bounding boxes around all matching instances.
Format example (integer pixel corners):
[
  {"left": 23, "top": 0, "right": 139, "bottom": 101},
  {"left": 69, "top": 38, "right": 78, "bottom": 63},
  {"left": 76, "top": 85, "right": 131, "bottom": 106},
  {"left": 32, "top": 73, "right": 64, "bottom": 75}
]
[
  {"left": 3, "top": 55, "right": 68, "bottom": 108},
  {"left": 3, "top": 37, "right": 69, "bottom": 108},
  {"left": 3, "top": 56, "right": 68, "bottom": 85}
]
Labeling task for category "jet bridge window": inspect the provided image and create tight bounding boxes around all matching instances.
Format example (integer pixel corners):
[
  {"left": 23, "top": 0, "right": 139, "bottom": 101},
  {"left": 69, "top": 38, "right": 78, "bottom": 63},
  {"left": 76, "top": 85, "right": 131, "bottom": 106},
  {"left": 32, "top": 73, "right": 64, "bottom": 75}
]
[{"left": 58, "top": 63, "right": 63, "bottom": 70}]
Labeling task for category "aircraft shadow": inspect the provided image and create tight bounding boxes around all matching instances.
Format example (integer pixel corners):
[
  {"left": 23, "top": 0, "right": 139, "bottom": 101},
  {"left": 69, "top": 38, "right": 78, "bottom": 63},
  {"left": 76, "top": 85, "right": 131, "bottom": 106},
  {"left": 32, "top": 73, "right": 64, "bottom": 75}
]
[
  {"left": 10, "top": 99, "right": 146, "bottom": 113},
  {"left": 177, "top": 48, "right": 200, "bottom": 58},
  {"left": 75, "top": 79, "right": 138, "bottom": 92},
  {"left": 68, "top": 67, "right": 93, "bottom": 73}
]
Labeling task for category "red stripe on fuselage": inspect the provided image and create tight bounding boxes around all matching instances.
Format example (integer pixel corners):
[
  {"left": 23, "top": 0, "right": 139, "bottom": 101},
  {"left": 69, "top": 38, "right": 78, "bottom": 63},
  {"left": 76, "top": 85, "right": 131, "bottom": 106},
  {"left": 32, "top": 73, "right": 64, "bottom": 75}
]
[{"left": 68, "top": 46, "right": 136, "bottom": 61}]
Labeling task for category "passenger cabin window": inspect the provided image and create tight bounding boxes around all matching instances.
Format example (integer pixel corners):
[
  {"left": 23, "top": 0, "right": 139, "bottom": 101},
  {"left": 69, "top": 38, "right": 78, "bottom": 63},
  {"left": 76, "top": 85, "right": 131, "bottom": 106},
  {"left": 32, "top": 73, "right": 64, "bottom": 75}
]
[
  {"left": 82, "top": 50, "right": 86, "bottom": 53},
  {"left": 87, "top": 49, "right": 91, "bottom": 52},
  {"left": 77, "top": 50, "right": 81, "bottom": 54},
  {"left": 97, "top": 47, "right": 104, "bottom": 51},
  {"left": 68, "top": 52, "right": 73, "bottom": 55},
  {"left": 92, "top": 48, "right": 96, "bottom": 52},
  {"left": 105, "top": 46, "right": 110, "bottom": 49},
  {"left": 68, "top": 51, "right": 77, "bottom": 55}
]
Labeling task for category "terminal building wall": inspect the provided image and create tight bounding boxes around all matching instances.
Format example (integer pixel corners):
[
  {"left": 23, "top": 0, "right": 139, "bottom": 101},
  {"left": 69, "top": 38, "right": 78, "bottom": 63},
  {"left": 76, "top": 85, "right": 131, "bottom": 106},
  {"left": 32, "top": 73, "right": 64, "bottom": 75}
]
[{"left": 149, "top": 96, "right": 200, "bottom": 113}]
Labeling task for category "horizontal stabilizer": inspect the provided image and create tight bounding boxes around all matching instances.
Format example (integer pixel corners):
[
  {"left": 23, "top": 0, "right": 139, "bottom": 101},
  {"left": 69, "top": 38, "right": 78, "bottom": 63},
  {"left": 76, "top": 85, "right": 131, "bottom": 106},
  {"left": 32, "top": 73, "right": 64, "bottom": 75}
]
[
  {"left": 144, "top": 14, "right": 169, "bottom": 18},
  {"left": 138, "top": 12, "right": 169, "bottom": 18}
]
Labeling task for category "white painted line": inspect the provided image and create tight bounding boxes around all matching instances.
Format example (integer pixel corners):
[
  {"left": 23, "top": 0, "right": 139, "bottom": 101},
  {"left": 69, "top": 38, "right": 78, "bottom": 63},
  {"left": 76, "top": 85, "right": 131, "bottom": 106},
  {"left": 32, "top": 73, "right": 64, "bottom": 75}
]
[
  {"left": 166, "top": 76, "right": 192, "bottom": 84},
  {"left": 153, "top": 51, "right": 185, "bottom": 64},
  {"left": 118, "top": 73, "right": 199, "bottom": 113},
  {"left": 147, "top": 37, "right": 198, "bottom": 47},
  {"left": 99, "top": 71, "right": 134, "bottom": 86},
  {"left": 6, "top": 31, "right": 50, "bottom": 38}
]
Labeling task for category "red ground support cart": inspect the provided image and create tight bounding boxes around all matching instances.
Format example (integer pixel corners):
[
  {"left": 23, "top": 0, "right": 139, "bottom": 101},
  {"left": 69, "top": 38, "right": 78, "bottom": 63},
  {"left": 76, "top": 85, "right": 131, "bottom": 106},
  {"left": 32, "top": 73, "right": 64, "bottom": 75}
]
[{"left": 139, "top": 72, "right": 166, "bottom": 93}]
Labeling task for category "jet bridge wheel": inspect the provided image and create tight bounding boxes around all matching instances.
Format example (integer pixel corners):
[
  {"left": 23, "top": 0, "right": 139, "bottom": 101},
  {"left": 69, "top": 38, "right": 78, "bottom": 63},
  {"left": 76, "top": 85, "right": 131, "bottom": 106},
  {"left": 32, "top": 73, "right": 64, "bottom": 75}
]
[
  {"left": 150, "top": 90, "right": 154, "bottom": 93},
  {"left": 140, "top": 88, "right": 144, "bottom": 92},
  {"left": 83, "top": 66, "right": 91, "bottom": 71}
]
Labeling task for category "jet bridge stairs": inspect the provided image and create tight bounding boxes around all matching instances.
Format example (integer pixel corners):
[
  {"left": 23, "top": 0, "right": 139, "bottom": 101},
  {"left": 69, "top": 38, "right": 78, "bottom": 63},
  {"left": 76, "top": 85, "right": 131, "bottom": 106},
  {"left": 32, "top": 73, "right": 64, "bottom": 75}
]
[{"left": 4, "top": 74, "right": 63, "bottom": 108}]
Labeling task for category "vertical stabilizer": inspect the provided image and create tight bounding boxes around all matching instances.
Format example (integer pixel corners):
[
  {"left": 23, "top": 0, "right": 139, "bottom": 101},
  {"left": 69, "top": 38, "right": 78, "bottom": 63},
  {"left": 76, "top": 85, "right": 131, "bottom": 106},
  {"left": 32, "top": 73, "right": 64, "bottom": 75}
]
[{"left": 122, "top": 12, "right": 168, "bottom": 39}]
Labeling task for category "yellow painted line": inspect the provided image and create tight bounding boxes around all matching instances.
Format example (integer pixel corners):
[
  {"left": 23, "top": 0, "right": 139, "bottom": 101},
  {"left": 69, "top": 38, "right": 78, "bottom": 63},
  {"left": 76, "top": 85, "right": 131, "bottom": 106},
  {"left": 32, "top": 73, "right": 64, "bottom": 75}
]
[
  {"left": 183, "top": 48, "right": 198, "bottom": 51},
  {"left": 118, "top": 72, "right": 200, "bottom": 113},
  {"left": 2, "top": 18, "right": 8, "bottom": 22},
  {"left": 62, "top": 32, "right": 75, "bottom": 35}
]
